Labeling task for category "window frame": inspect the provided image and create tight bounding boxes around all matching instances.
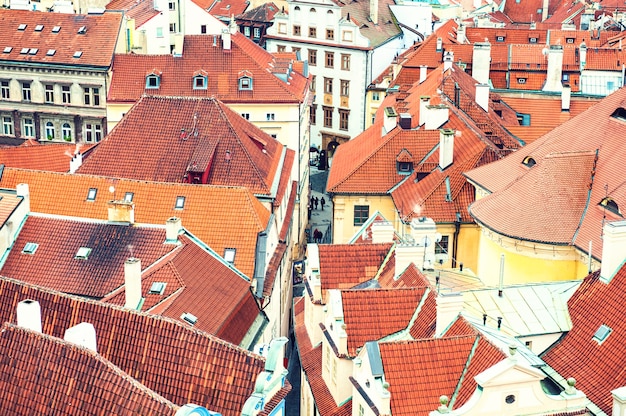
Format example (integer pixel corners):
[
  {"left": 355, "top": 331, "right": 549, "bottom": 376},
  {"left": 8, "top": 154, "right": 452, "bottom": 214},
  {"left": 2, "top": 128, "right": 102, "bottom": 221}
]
[
  {"left": 293, "top": 25, "right": 301, "bottom": 36},
  {"left": 309, "top": 26, "right": 317, "bottom": 38},
  {"left": 338, "top": 109, "right": 349, "bottom": 130},
  {"left": 353, "top": 205, "right": 369, "bottom": 226},
  {"left": 22, "top": 117, "right": 34, "bottom": 137},
  {"left": 325, "top": 51, "right": 334, "bottom": 68},
  {"left": 323, "top": 106, "right": 333, "bottom": 128},
  {"left": 324, "top": 77, "right": 333, "bottom": 94},
  {"left": 22, "top": 81, "right": 31, "bottom": 101},
  {"left": 2, "top": 115, "right": 13, "bottom": 136},
  {"left": 238, "top": 76, "right": 253, "bottom": 90},
  {"left": 341, "top": 54, "right": 350, "bottom": 70},
  {"left": 45, "top": 84, "right": 54, "bottom": 103},
  {"left": 340, "top": 80, "right": 349, "bottom": 97},
  {"left": 326, "top": 28, "right": 334, "bottom": 40},
  {"left": 61, "top": 85, "right": 71, "bottom": 103},
  {"left": 61, "top": 122, "right": 72, "bottom": 141},
  {"left": 308, "top": 49, "right": 317, "bottom": 66},
  {"left": 146, "top": 74, "right": 160, "bottom": 89},
  {"left": 0, "top": 80, "right": 9, "bottom": 99},
  {"left": 45, "top": 121, "right": 55, "bottom": 140}
]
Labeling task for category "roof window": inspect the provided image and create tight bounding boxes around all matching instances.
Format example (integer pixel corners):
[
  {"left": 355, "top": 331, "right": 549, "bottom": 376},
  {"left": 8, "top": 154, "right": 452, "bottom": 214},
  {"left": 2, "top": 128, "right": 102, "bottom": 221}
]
[
  {"left": 181, "top": 312, "right": 198, "bottom": 325},
  {"left": 52, "top": 26, "right": 61, "bottom": 33},
  {"left": 239, "top": 76, "right": 253, "bottom": 91},
  {"left": 592, "top": 324, "right": 612, "bottom": 344},
  {"left": 46, "top": 49, "right": 56, "bottom": 56},
  {"left": 599, "top": 197, "right": 621, "bottom": 216},
  {"left": 22, "top": 242, "right": 39, "bottom": 255},
  {"left": 73, "top": 51, "right": 83, "bottom": 58},
  {"left": 35, "top": 25, "right": 44, "bottom": 32},
  {"left": 124, "top": 192, "right": 134, "bottom": 202},
  {"left": 28, "top": 48, "right": 38, "bottom": 55},
  {"left": 610, "top": 107, "right": 626, "bottom": 122},
  {"left": 224, "top": 248, "right": 236, "bottom": 263},
  {"left": 175, "top": 196, "right": 185, "bottom": 209},
  {"left": 78, "top": 26, "right": 87, "bottom": 34},
  {"left": 3, "top": 47, "right": 12, "bottom": 54},
  {"left": 86, "top": 188, "right": 97, "bottom": 201},
  {"left": 75, "top": 247, "right": 92, "bottom": 260},
  {"left": 522, "top": 156, "right": 536, "bottom": 167},
  {"left": 149, "top": 282, "right": 167, "bottom": 295},
  {"left": 17, "top": 24, "right": 27, "bottom": 31},
  {"left": 193, "top": 74, "right": 207, "bottom": 90},
  {"left": 20, "top": 48, "right": 29, "bottom": 54}
]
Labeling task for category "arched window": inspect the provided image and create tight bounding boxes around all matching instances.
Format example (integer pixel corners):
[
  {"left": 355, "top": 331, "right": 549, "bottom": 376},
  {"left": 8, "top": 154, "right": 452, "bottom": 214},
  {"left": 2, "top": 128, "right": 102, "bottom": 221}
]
[
  {"left": 62, "top": 122, "right": 72, "bottom": 140},
  {"left": 45, "top": 121, "right": 55, "bottom": 140},
  {"left": 600, "top": 197, "right": 621, "bottom": 216},
  {"left": 327, "top": 9, "right": 333, "bottom": 14},
  {"left": 522, "top": 156, "right": 536, "bottom": 167},
  {"left": 310, "top": 7, "right": 316, "bottom": 13}
]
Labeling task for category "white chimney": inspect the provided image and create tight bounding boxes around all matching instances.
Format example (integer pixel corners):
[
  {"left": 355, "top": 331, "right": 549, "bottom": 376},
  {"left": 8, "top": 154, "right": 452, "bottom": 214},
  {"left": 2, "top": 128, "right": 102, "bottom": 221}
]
[
  {"left": 369, "top": 0, "right": 378, "bottom": 24},
  {"left": 419, "top": 65, "right": 428, "bottom": 84},
  {"left": 541, "top": 0, "right": 549, "bottom": 21},
  {"left": 383, "top": 107, "right": 398, "bottom": 134},
  {"left": 436, "top": 37, "right": 443, "bottom": 52},
  {"left": 579, "top": 41, "right": 587, "bottom": 70},
  {"left": 124, "top": 257, "right": 142, "bottom": 309},
  {"left": 222, "top": 28, "right": 232, "bottom": 50},
  {"left": 475, "top": 83, "right": 490, "bottom": 112},
  {"left": 166, "top": 217, "right": 182, "bottom": 243},
  {"left": 371, "top": 221, "right": 395, "bottom": 243},
  {"left": 457, "top": 24, "right": 466, "bottom": 44},
  {"left": 69, "top": 152, "right": 83, "bottom": 174},
  {"left": 472, "top": 42, "right": 491, "bottom": 84},
  {"left": 424, "top": 104, "right": 449, "bottom": 130},
  {"left": 561, "top": 84, "right": 571, "bottom": 111},
  {"left": 419, "top": 96, "right": 430, "bottom": 126},
  {"left": 16, "top": 183, "right": 30, "bottom": 213},
  {"left": 600, "top": 220, "right": 626, "bottom": 282},
  {"left": 64, "top": 322, "right": 97, "bottom": 352},
  {"left": 543, "top": 45, "right": 564, "bottom": 92},
  {"left": 172, "top": 33, "right": 183, "bottom": 57},
  {"left": 435, "top": 292, "right": 463, "bottom": 337},
  {"left": 612, "top": 386, "right": 626, "bottom": 416},
  {"left": 16, "top": 299, "right": 42, "bottom": 333},
  {"left": 443, "top": 51, "right": 454, "bottom": 71},
  {"left": 108, "top": 200, "right": 135, "bottom": 224},
  {"left": 439, "top": 129, "right": 455, "bottom": 170},
  {"left": 395, "top": 243, "right": 424, "bottom": 278}
]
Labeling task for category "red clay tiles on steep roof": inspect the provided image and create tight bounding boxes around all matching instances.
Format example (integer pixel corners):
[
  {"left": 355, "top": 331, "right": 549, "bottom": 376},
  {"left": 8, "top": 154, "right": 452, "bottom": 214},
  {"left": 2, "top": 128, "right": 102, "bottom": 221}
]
[
  {"left": 0, "top": 323, "right": 179, "bottom": 415},
  {"left": 0, "top": 9, "right": 122, "bottom": 68},
  {"left": 78, "top": 96, "right": 283, "bottom": 196},
  {"left": 0, "top": 193, "right": 23, "bottom": 227},
  {"left": 0, "top": 143, "right": 96, "bottom": 172},
  {"left": 208, "top": 0, "right": 249, "bottom": 18},
  {"left": 237, "top": 2, "right": 280, "bottom": 22},
  {"left": 108, "top": 34, "right": 308, "bottom": 104},
  {"left": 106, "top": 0, "right": 160, "bottom": 28}
]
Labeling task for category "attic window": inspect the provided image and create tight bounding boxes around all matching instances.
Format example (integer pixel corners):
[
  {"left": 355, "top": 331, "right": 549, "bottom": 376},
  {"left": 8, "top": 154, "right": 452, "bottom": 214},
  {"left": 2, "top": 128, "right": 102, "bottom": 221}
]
[
  {"left": 18, "top": 24, "right": 27, "bottom": 31},
  {"left": 239, "top": 76, "right": 253, "bottom": 90},
  {"left": 610, "top": 107, "right": 626, "bottom": 122},
  {"left": 175, "top": 196, "right": 185, "bottom": 209},
  {"left": 181, "top": 312, "right": 198, "bottom": 325},
  {"left": 22, "top": 242, "right": 39, "bottom": 255},
  {"left": 3, "top": 47, "right": 12, "bottom": 53},
  {"left": 529, "top": 37, "right": 538, "bottom": 43},
  {"left": 86, "top": 188, "right": 97, "bottom": 201},
  {"left": 566, "top": 38, "right": 575, "bottom": 44},
  {"left": 193, "top": 75, "right": 207, "bottom": 90},
  {"left": 496, "top": 36, "right": 505, "bottom": 42},
  {"left": 224, "top": 248, "right": 236, "bottom": 263},
  {"left": 75, "top": 247, "right": 92, "bottom": 260},
  {"left": 46, "top": 49, "right": 56, "bottom": 56},
  {"left": 20, "top": 48, "right": 29, "bottom": 54},
  {"left": 397, "top": 162, "right": 412, "bottom": 174},
  {"left": 73, "top": 51, "right": 83, "bottom": 58},
  {"left": 517, "top": 78, "right": 527, "bottom": 84},
  {"left": 124, "top": 192, "right": 134, "bottom": 202},
  {"left": 35, "top": 25, "right": 44, "bottom": 31},
  {"left": 592, "top": 324, "right": 612, "bottom": 344},
  {"left": 28, "top": 48, "right": 38, "bottom": 55},
  {"left": 522, "top": 156, "right": 536, "bottom": 167},
  {"left": 599, "top": 197, "right": 621, "bottom": 216},
  {"left": 52, "top": 26, "right": 61, "bottom": 33},
  {"left": 77, "top": 26, "right": 87, "bottom": 34},
  {"left": 146, "top": 74, "right": 160, "bottom": 89},
  {"left": 149, "top": 282, "right": 167, "bottom": 295}
]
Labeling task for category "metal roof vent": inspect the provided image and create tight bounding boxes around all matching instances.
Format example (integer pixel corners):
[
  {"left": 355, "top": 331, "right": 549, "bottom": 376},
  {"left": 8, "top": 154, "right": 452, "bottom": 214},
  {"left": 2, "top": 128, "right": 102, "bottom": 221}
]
[{"left": 181, "top": 312, "right": 198, "bottom": 325}]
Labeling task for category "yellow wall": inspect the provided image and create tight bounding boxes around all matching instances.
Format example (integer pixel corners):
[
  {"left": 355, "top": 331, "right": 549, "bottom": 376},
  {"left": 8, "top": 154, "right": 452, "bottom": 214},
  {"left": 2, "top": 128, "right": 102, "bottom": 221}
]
[{"left": 332, "top": 194, "right": 399, "bottom": 243}]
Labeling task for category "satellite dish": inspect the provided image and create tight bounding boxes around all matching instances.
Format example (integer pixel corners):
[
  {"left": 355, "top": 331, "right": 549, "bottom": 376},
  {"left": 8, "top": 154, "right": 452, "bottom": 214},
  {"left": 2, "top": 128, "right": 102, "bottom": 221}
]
[
  {"left": 422, "top": 236, "right": 432, "bottom": 247},
  {"left": 435, "top": 233, "right": 443, "bottom": 243}
]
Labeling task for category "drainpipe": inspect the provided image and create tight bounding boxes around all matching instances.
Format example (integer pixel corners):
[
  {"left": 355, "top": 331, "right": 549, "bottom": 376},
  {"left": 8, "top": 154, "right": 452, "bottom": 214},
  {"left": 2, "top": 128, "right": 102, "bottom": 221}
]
[{"left": 452, "top": 218, "right": 460, "bottom": 268}]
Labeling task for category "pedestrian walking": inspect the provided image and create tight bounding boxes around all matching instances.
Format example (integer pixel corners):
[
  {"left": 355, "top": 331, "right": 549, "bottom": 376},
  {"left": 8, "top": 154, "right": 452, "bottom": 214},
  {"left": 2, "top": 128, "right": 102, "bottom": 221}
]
[
  {"left": 314, "top": 228, "right": 321, "bottom": 243},
  {"left": 310, "top": 196, "right": 315, "bottom": 209},
  {"left": 314, "top": 197, "right": 319, "bottom": 210},
  {"left": 320, "top": 197, "right": 326, "bottom": 211}
]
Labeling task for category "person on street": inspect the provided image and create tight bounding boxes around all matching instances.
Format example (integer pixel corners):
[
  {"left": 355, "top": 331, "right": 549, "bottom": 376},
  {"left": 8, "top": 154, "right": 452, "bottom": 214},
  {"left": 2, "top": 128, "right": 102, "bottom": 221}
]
[{"left": 320, "top": 197, "right": 326, "bottom": 211}]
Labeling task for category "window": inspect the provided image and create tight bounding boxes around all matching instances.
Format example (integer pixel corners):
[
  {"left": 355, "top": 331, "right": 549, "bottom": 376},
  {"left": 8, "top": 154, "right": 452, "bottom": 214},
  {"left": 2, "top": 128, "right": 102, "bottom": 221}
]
[
  {"left": 592, "top": 324, "right": 612, "bottom": 344},
  {"left": 45, "top": 121, "right": 55, "bottom": 140},
  {"left": 308, "top": 49, "right": 317, "bottom": 66},
  {"left": 45, "top": 84, "right": 54, "bottom": 103},
  {"left": 339, "top": 109, "right": 349, "bottom": 130},
  {"left": 175, "top": 196, "right": 185, "bottom": 209},
  {"left": 22, "top": 242, "right": 38, "bottom": 255},
  {"left": 293, "top": 25, "right": 301, "bottom": 36},
  {"left": 244, "top": 26, "right": 250, "bottom": 37},
  {"left": 85, "top": 123, "right": 102, "bottom": 142},
  {"left": 324, "top": 77, "right": 333, "bottom": 94},
  {"left": 354, "top": 205, "right": 369, "bottom": 226},
  {"left": 62, "top": 123, "right": 72, "bottom": 141},
  {"left": 149, "top": 282, "right": 167, "bottom": 295},
  {"left": 310, "top": 104, "right": 317, "bottom": 125},
  {"left": 156, "top": 27, "right": 164, "bottom": 38},
  {"left": 563, "top": 73, "right": 570, "bottom": 81},
  {"left": 18, "top": 24, "right": 27, "bottom": 31},
  {"left": 2, "top": 116, "right": 13, "bottom": 135},
  {"left": 241, "top": 113, "right": 250, "bottom": 120},
  {"left": 200, "top": 25, "right": 207, "bottom": 34},
  {"left": 224, "top": 248, "right": 236, "bottom": 263},
  {"left": 435, "top": 235, "right": 449, "bottom": 254},
  {"left": 181, "top": 312, "right": 197, "bottom": 325},
  {"left": 2, "top": 47, "right": 12, "bottom": 53},
  {"left": 309, "top": 27, "right": 317, "bottom": 38},
  {"left": 169, "top": 1, "right": 175, "bottom": 9},
  {"left": 146, "top": 75, "right": 160, "bottom": 89},
  {"left": 73, "top": 51, "right": 83, "bottom": 58},
  {"left": 326, "top": 28, "right": 334, "bottom": 40},
  {"left": 193, "top": 75, "right": 207, "bottom": 89},
  {"left": 522, "top": 156, "right": 536, "bottom": 167},
  {"left": 52, "top": 26, "right": 60, "bottom": 33},
  {"left": 566, "top": 38, "right": 574, "bottom": 44},
  {"left": 397, "top": 161, "right": 412, "bottom": 173},
  {"left": 342, "top": 30, "right": 353, "bottom": 41},
  {"left": 341, "top": 54, "right": 350, "bottom": 70},
  {"left": 340, "top": 80, "right": 349, "bottom": 97},
  {"left": 1, "top": 81, "right": 9, "bottom": 99},
  {"left": 87, "top": 188, "right": 97, "bottom": 201},
  {"left": 22, "top": 117, "right": 34, "bottom": 137},
  {"left": 496, "top": 36, "right": 505, "bottom": 42},
  {"left": 35, "top": 24, "right": 44, "bottom": 31},
  {"left": 75, "top": 247, "right": 92, "bottom": 260},
  {"left": 62, "top": 85, "right": 71, "bottom": 103},
  {"left": 266, "top": 113, "right": 275, "bottom": 121},
  {"left": 310, "top": 75, "right": 316, "bottom": 92},
  {"left": 46, "top": 49, "right": 56, "bottom": 56},
  {"left": 529, "top": 37, "right": 537, "bottom": 43},
  {"left": 600, "top": 197, "right": 621, "bottom": 216},
  {"left": 22, "top": 82, "right": 31, "bottom": 101},
  {"left": 517, "top": 78, "right": 527, "bottom": 84},
  {"left": 517, "top": 113, "right": 531, "bottom": 126},
  {"left": 276, "top": 45, "right": 286, "bottom": 53},
  {"left": 278, "top": 23, "right": 287, "bottom": 34},
  {"left": 84, "top": 87, "right": 100, "bottom": 106},
  {"left": 325, "top": 52, "right": 334, "bottom": 68},
  {"left": 323, "top": 106, "right": 333, "bottom": 128},
  {"left": 124, "top": 192, "right": 134, "bottom": 202},
  {"left": 253, "top": 27, "right": 261, "bottom": 39},
  {"left": 239, "top": 77, "right": 253, "bottom": 90},
  {"left": 372, "top": 91, "right": 380, "bottom": 101},
  {"left": 169, "top": 23, "right": 176, "bottom": 33},
  {"left": 358, "top": 404, "right": 365, "bottom": 416}
]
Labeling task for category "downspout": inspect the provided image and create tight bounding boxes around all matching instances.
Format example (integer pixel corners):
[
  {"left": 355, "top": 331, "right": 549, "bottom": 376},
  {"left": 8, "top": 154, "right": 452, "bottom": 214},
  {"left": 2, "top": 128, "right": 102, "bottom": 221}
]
[
  {"left": 452, "top": 216, "right": 460, "bottom": 268},
  {"left": 363, "top": 49, "right": 373, "bottom": 132}
]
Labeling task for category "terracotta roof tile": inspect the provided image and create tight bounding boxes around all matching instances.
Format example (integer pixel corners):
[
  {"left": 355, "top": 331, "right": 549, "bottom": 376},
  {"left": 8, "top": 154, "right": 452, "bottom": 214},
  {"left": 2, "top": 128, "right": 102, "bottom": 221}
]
[
  {"left": 0, "top": 193, "right": 23, "bottom": 227},
  {"left": 236, "top": 2, "right": 280, "bottom": 23},
  {"left": 339, "top": 0, "right": 402, "bottom": 48},
  {"left": 208, "top": 0, "right": 249, "bottom": 18},
  {"left": 0, "top": 143, "right": 96, "bottom": 172},
  {"left": 106, "top": 0, "right": 160, "bottom": 28}
]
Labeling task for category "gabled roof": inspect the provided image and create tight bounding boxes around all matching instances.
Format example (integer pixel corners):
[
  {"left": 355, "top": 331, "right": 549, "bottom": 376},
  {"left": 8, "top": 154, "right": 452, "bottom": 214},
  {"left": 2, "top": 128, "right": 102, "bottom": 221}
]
[
  {"left": 236, "top": 2, "right": 280, "bottom": 22},
  {"left": 0, "top": 9, "right": 122, "bottom": 68},
  {"left": 0, "top": 142, "right": 96, "bottom": 172},
  {"left": 108, "top": 34, "right": 308, "bottom": 103},
  {"left": 207, "top": 0, "right": 249, "bottom": 18},
  {"left": 0, "top": 168, "right": 269, "bottom": 276},
  {"left": 339, "top": 0, "right": 402, "bottom": 48},
  {"left": 542, "top": 269, "right": 626, "bottom": 414},
  {"left": 106, "top": 0, "right": 160, "bottom": 28},
  {"left": 0, "top": 192, "right": 24, "bottom": 226},
  {"left": 78, "top": 96, "right": 283, "bottom": 196},
  {"left": 466, "top": 87, "right": 626, "bottom": 255},
  {"left": 0, "top": 276, "right": 268, "bottom": 415},
  {"left": 501, "top": 0, "right": 558, "bottom": 24},
  {"left": 0, "top": 323, "right": 179, "bottom": 415}
]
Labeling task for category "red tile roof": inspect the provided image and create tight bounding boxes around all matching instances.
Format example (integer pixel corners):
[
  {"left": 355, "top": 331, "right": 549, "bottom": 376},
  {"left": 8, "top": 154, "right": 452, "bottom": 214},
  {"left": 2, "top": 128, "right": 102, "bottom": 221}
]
[
  {"left": 106, "top": 0, "right": 160, "bottom": 28},
  {"left": 108, "top": 34, "right": 308, "bottom": 104},
  {"left": 0, "top": 143, "right": 96, "bottom": 172},
  {"left": 0, "top": 168, "right": 269, "bottom": 277},
  {"left": 0, "top": 276, "right": 269, "bottom": 416},
  {"left": 466, "top": 87, "right": 626, "bottom": 255},
  {"left": 0, "top": 9, "right": 122, "bottom": 68},
  {"left": 542, "top": 269, "right": 626, "bottom": 414},
  {"left": 236, "top": 2, "right": 280, "bottom": 22},
  {"left": 501, "top": 0, "right": 558, "bottom": 24},
  {"left": 0, "top": 193, "right": 24, "bottom": 227},
  {"left": 0, "top": 322, "right": 179, "bottom": 415},
  {"left": 208, "top": 0, "right": 249, "bottom": 18},
  {"left": 338, "top": 0, "right": 402, "bottom": 48},
  {"left": 78, "top": 96, "right": 284, "bottom": 196}
]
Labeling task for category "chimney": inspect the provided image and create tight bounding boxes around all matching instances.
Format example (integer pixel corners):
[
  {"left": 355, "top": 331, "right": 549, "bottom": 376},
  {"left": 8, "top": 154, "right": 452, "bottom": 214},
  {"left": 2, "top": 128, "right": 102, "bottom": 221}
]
[
  {"left": 419, "top": 96, "right": 430, "bottom": 126},
  {"left": 541, "top": 0, "right": 549, "bottom": 21},
  {"left": 64, "top": 322, "right": 97, "bottom": 352},
  {"left": 435, "top": 292, "right": 464, "bottom": 336},
  {"left": 172, "top": 33, "right": 183, "bottom": 57},
  {"left": 16, "top": 183, "right": 30, "bottom": 213},
  {"left": 561, "top": 84, "right": 571, "bottom": 111},
  {"left": 16, "top": 299, "right": 42, "bottom": 333},
  {"left": 69, "top": 152, "right": 83, "bottom": 174},
  {"left": 600, "top": 220, "right": 626, "bottom": 282},
  {"left": 456, "top": 24, "right": 466, "bottom": 44},
  {"left": 436, "top": 37, "right": 443, "bottom": 52},
  {"left": 419, "top": 65, "right": 428, "bottom": 83},
  {"left": 228, "top": 15, "right": 238, "bottom": 34},
  {"left": 424, "top": 104, "right": 449, "bottom": 130},
  {"left": 612, "top": 386, "right": 626, "bottom": 416},
  {"left": 579, "top": 41, "right": 587, "bottom": 70},
  {"left": 107, "top": 200, "right": 135, "bottom": 224},
  {"left": 472, "top": 41, "right": 491, "bottom": 84},
  {"left": 166, "top": 217, "right": 182, "bottom": 243},
  {"left": 475, "top": 83, "right": 490, "bottom": 112},
  {"left": 439, "top": 129, "right": 455, "bottom": 170},
  {"left": 369, "top": 0, "right": 378, "bottom": 24},
  {"left": 543, "top": 45, "right": 564, "bottom": 92},
  {"left": 124, "top": 257, "right": 142, "bottom": 309},
  {"left": 383, "top": 107, "right": 398, "bottom": 134},
  {"left": 222, "top": 28, "right": 232, "bottom": 50},
  {"left": 371, "top": 220, "right": 395, "bottom": 243},
  {"left": 443, "top": 51, "right": 454, "bottom": 71},
  {"left": 399, "top": 113, "right": 412, "bottom": 129}
]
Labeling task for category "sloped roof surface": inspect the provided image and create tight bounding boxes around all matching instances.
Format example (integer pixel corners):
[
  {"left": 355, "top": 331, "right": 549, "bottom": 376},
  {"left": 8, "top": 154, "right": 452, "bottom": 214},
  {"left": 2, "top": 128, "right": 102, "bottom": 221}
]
[
  {"left": 0, "top": 323, "right": 178, "bottom": 415},
  {"left": 339, "top": 0, "right": 402, "bottom": 48},
  {"left": 0, "top": 143, "right": 96, "bottom": 172},
  {"left": 108, "top": 34, "right": 308, "bottom": 103},
  {"left": 0, "top": 169, "right": 269, "bottom": 276},
  {"left": 236, "top": 2, "right": 279, "bottom": 22},
  {"left": 0, "top": 9, "right": 121, "bottom": 68},
  {"left": 78, "top": 96, "right": 283, "bottom": 196},
  {"left": 0, "top": 193, "right": 23, "bottom": 226},
  {"left": 106, "top": 0, "right": 160, "bottom": 28}
]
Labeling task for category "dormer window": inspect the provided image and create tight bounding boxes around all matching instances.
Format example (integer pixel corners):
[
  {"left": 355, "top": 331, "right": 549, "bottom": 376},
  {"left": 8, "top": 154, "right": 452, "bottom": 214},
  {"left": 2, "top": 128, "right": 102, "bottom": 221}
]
[
  {"left": 75, "top": 247, "right": 92, "bottom": 260},
  {"left": 193, "top": 71, "right": 207, "bottom": 90},
  {"left": 599, "top": 197, "right": 621, "bottom": 216},
  {"left": 496, "top": 35, "right": 505, "bottom": 42},
  {"left": 239, "top": 76, "right": 252, "bottom": 90},
  {"left": 529, "top": 37, "right": 538, "bottom": 43},
  {"left": 146, "top": 73, "right": 161, "bottom": 89},
  {"left": 522, "top": 156, "right": 536, "bottom": 167},
  {"left": 396, "top": 148, "right": 413, "bottom": 175}
]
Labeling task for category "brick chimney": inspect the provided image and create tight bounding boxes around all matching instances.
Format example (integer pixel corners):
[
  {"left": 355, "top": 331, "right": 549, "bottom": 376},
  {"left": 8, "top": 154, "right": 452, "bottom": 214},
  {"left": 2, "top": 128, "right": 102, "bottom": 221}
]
[
  {"left": 436, "top": 292, "right": 463, "bottom": 336},
  {"left": 439, "top": 128, "right": 455, "bottom": 170},
  {"left": 166, "top": 217, "right": 182, "bottom": 243},
  {"left": 16, "top": 299, "right": 42, "bottom": 333},
  {"left": 124, "top": 257, "right": 142, "bottom": 309},
  {"left": 472, "top": 41, "right": 491, "bottom": 85},
  {"left": 64, "top": 322, "right": 98, "bottom": 352},
  {"left": 107, "top": 200, "right": 135, "bottom": 224},
  {"left": 600, "top": 220, "right": 626, "bottom": 282}
]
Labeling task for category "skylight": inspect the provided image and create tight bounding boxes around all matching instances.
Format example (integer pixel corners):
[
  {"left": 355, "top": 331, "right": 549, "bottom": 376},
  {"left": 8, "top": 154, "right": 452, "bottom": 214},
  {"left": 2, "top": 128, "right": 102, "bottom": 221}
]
[
  {"left": 124, "top": 192, "right": 134, "bottom": 202},
  {"left": 52, "top": 26, "right": 61, "bottom": 33},
  {"left": 175, "top": 196, "right": 185, "bottom": 209},
  {"left": 22, "top": 242, "right": 39, "bottom": 255},
  {"left": 46, "top": 49, "right": 56, "bottom": 56},
  {"left": 20, "top": 48, "right": 29, "bottom": 54},
  {"left": 522, "top": 156, "right": 536, "bottom": 167},
  {"left": 75, "top": 247, "right": 92, "bottom": 260},
  {"left": 73, "top": 51, "right": 83, "bottom": 58},
  {"left": 181, "top": 312, "right": 198, "bottom": 325},
  {"left": 28, "top": 48, "right": 38, "bottom": 55},
  {"left": 599, "top": 197, "right": 621, "bottom": 216},
  {"left": 149, "top": 282, "right": 167, "bottom": 295},
  {"left": 224, "top": 248, "right": 236, "bottom": 263},
  {"left": 592, "top": 324, "right": 612, "bottom": 344},
  {"left": 86, "top": 188, "right": 97, "bottom": 201},
  {"left": 3, "top": 47, "right": 12, "bottom": 54},
  {"left": 77, "top": 26, "right": 86, "bottom": 34},
  {"left": 17, "top": 24, "right": 27, "bottom": 31},
  {"left": 35, "top": 25, "right": 44, "bottom": 32}
]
